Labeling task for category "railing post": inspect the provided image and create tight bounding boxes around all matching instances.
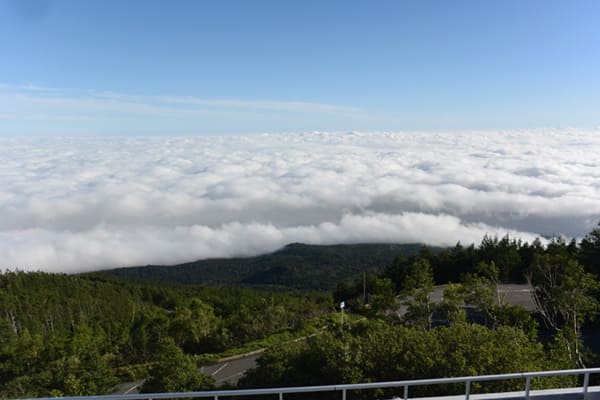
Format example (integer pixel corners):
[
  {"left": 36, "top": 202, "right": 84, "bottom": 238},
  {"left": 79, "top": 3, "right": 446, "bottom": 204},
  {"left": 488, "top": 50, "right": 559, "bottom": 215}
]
[
  {"left": 215, "top": 395, "right": 218, "bottom": 400},
  {"left": 583, "top": 371, "right": 590, "bottom": 396},
  {"left": 342, "top": 388, "right": 347, "bottom": 400},
  {"left": 524, "top": 376, "right": 531, "bottom": 399},
  {"left": 279, "top": 392, "right": 283, "bottom": 400},
  {"left": 403, "top": 384, "right": 408, "bottom": 400},
  {"left": 465, "top": 380, "right": 471, "bottom": 400}
]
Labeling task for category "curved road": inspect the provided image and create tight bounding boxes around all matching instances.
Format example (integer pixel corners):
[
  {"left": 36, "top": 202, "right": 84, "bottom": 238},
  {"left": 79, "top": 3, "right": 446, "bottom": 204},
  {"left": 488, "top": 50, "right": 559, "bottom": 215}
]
[{"left": 201, "top": 353, "right": 262, "bottom": 386}]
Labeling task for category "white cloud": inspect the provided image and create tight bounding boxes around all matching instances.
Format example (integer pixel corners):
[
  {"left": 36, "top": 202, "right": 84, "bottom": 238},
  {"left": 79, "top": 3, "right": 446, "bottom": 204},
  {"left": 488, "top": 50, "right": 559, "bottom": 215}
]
[
  {"left": 0, "top": 86, "right": 389, "bottom": 136},
  {"left": 0, "top": 86, "right": 363, "bottom": 121},
  {"left": 0, "top": 130, "right": 599, "bottom": 273}
]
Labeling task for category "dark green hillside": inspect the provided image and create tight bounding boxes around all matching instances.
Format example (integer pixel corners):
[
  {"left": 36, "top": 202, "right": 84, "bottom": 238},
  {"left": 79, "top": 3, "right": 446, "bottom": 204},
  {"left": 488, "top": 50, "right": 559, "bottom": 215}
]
[{"left": 99, "top": 243, "right": 431, "bottom": 290}]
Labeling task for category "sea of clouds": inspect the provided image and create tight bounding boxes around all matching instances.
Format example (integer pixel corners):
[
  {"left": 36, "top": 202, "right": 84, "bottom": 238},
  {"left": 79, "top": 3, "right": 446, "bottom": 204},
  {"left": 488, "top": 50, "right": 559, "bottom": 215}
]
[{"left": 1, "top": 130, "right": 599, "bottom": 273}]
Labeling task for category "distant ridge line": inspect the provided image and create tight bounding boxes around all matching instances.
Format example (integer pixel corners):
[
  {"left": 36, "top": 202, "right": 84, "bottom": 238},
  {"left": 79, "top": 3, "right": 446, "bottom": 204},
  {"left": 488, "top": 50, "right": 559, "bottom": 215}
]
[{"left": 95, "top": 242, "right": 436, "bottom": 291}]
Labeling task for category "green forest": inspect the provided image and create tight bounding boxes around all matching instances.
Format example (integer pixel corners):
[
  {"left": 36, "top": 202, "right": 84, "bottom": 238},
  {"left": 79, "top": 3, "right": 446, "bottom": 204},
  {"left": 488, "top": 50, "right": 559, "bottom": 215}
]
[
  {"left": 1, "top": 224, "right": 600, "bottom": 399},
  {"left": 100, "top": 243, "right": 429, "bottom": 291}
]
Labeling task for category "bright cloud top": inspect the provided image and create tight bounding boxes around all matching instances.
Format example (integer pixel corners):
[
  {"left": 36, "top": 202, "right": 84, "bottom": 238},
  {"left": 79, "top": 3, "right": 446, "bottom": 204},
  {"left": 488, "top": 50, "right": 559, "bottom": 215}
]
[{"left": 1, "top": 130, "right": 599, "bottom": 273}]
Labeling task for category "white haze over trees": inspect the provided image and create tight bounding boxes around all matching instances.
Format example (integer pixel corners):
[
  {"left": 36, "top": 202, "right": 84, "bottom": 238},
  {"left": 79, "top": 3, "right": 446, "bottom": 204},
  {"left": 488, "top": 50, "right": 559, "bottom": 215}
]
[{"left": 1, "top": 129, "right": 599, "bottom": 273}]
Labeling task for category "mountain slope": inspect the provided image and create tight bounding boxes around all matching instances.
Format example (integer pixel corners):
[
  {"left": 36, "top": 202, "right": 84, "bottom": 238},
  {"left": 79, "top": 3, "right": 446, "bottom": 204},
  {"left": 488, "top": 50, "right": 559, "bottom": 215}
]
[{"left": 98, "top": 243, "right": 431, "bottom": 290}]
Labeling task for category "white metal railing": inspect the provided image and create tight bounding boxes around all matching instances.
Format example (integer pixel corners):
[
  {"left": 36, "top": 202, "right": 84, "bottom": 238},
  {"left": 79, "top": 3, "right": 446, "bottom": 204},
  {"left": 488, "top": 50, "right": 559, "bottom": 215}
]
[{"left": 16, "top": 368, "right": 600, "bottom": 400}]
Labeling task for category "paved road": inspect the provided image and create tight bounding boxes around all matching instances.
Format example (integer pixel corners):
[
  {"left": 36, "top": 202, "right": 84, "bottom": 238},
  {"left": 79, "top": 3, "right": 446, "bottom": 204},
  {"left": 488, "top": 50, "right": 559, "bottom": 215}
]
[
  {"left": 497, "top": 283, "right": 536, "bottom": 311},
  {"left": 398, "top": 283, "right": 536, "bottom": 317},
  {"left": 112, "top": 379, "right": 145, "bottom": 395},
  {"left": 430, "top": 283, "right": 535, "bottom": 310},
  {"left": 201, "top": 353, "right": 262, "bottom": 386},
  {"left": 112, "top": 352, "right": 263, "bottom": 394}
]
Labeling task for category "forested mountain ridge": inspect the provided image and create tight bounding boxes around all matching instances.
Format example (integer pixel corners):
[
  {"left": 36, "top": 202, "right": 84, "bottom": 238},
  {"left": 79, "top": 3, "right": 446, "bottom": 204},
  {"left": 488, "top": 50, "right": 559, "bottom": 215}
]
[{"left": 97, "top": 243, "right": 429, "bottom": 290}]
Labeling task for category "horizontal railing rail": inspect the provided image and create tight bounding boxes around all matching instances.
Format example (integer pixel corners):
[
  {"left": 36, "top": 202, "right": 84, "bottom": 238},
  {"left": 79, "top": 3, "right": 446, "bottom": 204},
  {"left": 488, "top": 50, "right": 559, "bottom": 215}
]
[{"left": 17, "top": 368, "right": 600, "bottom": 400}]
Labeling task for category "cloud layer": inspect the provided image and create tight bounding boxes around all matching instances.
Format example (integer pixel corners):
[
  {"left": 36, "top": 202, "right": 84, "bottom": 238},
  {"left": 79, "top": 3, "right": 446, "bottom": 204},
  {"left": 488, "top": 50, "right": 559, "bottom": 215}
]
[{"left": 1, "top": 130, "right": 599, "bottom": 273}]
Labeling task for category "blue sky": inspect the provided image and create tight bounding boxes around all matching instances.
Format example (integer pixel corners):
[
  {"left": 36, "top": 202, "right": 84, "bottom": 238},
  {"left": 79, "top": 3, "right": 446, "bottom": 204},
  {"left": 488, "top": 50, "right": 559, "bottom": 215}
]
[{"left": 1, "top": 0, "right": 599, "bottom": 135}]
